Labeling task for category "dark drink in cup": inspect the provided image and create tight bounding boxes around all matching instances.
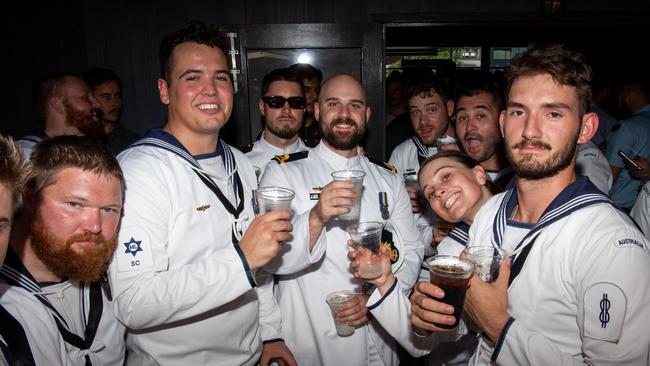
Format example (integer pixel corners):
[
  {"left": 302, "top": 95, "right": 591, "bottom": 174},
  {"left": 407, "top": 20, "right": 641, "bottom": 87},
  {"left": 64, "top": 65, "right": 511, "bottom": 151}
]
[{"left": 426, "top": 255, "right": 474, "bottom": 329}]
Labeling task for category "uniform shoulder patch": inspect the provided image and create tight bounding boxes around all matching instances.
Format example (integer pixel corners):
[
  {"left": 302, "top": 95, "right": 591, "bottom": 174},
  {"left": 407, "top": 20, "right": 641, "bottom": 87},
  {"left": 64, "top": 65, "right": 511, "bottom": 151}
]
[
  {"left": 272, "top": 150, "right": 309, "bottom": 165},
  {"left": 381, "top": 229, "right": 400, "bottom": 264},
  {"left": 583, "top": 282, "right": 626, "bottom": 343},
  {"left": 367, "top": 156, "right": 397, "bottom": 174},
  {"left": 240, "top": 143, "right": 254, "bottom": 154}
]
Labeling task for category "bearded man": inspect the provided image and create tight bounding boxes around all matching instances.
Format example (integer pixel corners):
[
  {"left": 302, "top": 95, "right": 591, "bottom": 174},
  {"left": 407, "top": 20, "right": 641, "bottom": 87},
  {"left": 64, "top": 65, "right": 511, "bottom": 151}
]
[
  {"left": 243, "top": 67, "right": 308, "bottom": 178},
  {"left": 16, "top": 72, "right": 104, "bottom": 160},
  {"left": 259, "top": 73, "right": 423, "bottom": 365},
  {"left": 0, "top": 136, "right": 125, "bottom": 364}
]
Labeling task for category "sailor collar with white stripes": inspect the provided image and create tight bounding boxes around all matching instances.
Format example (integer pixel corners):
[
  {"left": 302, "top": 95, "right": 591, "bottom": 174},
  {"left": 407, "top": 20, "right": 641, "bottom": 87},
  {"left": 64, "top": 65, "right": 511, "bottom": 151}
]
[{"left": 491, "top": 176, "right": 612, "bottom": 252}]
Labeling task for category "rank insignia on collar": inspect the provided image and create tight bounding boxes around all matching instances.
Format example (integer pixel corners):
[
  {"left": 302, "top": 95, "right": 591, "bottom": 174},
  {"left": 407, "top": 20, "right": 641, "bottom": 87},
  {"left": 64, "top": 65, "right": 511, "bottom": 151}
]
[
  {"left": 274, "top": 154, "right": 290, "bottom": 164},
  {"left": 196, "top": 204, "right": 210, "bottom": 211}
]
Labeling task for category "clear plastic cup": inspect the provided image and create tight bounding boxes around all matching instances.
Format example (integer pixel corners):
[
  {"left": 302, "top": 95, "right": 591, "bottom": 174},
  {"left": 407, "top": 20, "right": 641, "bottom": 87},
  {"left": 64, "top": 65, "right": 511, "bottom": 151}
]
[
  {"left": 331, "top": 170, "right": 365, "bottom": 221},
  {"left": 465, "top": 245, "right": 507, "bottom": 283},
  {"left": 325, "top": 290, "right": 357, "bottom": 336},
  {"left": 256, "top": 186, "right": 294, "bottom": 214},
  {"left": 346, "top": 221, "right": 385, "bottom": 279}
]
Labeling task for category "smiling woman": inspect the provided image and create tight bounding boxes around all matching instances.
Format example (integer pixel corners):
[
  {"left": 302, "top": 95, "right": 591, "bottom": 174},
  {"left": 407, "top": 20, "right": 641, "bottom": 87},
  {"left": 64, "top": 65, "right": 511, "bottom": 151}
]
[{"left": 419, "top": 151, "right": 495, "bottom": 226}]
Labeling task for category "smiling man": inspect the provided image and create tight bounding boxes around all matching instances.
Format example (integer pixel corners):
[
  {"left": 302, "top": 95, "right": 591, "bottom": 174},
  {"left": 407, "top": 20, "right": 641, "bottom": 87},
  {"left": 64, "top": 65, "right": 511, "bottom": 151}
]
[
  {"left": 243, "top": 68, "right": 308, "bottom": 176},
  {"left": 109, "top": 21, "right": 295, "bottom": 365},
  {"left": 389, "top": 78, "right": 455, "bottom": 258},
  {"left": 260, "top": 73, "right": 423, "bottom": 365},
  {"left": 411, "top": 44, "right": 650, "bottom": 365},
  {"left": 0, "top": 136, "right": 126, "bottom": 364}
]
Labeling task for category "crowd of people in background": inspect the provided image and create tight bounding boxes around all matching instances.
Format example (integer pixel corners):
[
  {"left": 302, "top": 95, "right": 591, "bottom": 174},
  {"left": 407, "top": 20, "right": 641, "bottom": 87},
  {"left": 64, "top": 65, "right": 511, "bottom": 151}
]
[{"left": 0, "top": 19, "right": 649, "bottom": 366}]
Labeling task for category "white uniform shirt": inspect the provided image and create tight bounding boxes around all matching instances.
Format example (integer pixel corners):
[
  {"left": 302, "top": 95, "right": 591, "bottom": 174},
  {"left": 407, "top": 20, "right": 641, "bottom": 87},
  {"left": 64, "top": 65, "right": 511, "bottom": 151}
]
[
  {"left": 631, "top": 181, "right": 650, "bottom": 239},
  {"left": 243, "top": 132, "right": 308, "bottom": 177},
  {"left": 468, "top": 178, "right": 650, "bottom": 365},
  {"left": 576, "top": 140, "right": 613, "bottom": 194},
  {"left": 0, "top": 250, "right": 125, "bottom": 365},
  {"left": 15, "top": 133, "right": 45, "bottom": 161},
  {"left": 109, "top": 130, "right": 281, "bottom": 365},
  {"left": 389, "top": 137, "right": 438, "bottom": 254},
  {"left": 260, "top": 142, "right": 424, "bottom": 366},
  {"left": 368, "top": 223, "right": 475, "bottom": 366}
]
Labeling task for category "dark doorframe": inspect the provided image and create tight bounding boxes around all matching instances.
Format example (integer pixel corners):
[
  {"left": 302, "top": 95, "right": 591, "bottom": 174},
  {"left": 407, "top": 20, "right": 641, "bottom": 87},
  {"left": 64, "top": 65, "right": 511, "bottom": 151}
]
[{"left": 228, "top": 23, "right": 385, "bottom": 159}]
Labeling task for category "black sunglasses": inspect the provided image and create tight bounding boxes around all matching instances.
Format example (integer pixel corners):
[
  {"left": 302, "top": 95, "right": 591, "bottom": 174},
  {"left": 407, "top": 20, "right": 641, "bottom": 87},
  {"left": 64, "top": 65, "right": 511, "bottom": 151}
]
[{"left": 262, "top": 96, "right": 306, "bottom": 109}]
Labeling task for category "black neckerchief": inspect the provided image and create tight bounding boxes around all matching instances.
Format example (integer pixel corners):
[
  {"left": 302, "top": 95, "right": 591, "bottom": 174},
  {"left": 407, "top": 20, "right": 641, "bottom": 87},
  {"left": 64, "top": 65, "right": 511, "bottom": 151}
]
[{"left": 132, "top": 128, "right": 245, "bottom": 244}]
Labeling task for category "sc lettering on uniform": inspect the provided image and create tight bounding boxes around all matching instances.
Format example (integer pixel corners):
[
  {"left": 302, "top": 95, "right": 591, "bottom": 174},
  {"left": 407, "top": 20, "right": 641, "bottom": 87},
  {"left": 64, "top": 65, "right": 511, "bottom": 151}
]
[{"left": 118, "top": 236, "right": 154, "bottom": 272}]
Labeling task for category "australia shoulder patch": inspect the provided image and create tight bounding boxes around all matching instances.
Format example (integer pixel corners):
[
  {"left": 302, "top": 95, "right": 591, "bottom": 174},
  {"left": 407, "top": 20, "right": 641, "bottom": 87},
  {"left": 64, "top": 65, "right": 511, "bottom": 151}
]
[
  {"left": 381, "top": 229, "right": 400, "bottom": 264},
  {"left": 272, "top": 150, "right": 309, "bottom": 165},
  {"left": 368, "top": 156, "right": 397, "bottom": 174}
]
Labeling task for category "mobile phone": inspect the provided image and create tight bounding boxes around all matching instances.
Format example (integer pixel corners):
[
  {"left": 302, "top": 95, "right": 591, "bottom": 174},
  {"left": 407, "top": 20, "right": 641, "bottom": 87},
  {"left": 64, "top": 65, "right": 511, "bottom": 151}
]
[{"left": 618, "top": 150, "right": 642, "bottom": 171}]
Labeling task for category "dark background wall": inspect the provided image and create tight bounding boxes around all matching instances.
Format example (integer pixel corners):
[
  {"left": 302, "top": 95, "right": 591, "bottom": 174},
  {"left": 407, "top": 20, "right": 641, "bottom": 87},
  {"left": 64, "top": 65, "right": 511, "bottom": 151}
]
[{"left": 3, "top": 0, "right": 650, "bottom": 142}]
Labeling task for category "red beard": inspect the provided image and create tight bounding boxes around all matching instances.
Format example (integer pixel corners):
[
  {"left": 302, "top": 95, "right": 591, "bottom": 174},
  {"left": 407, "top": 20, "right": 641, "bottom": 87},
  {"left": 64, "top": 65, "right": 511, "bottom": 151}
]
[{"left": 29, "top": 211, "right": 117, "bottom": 283}]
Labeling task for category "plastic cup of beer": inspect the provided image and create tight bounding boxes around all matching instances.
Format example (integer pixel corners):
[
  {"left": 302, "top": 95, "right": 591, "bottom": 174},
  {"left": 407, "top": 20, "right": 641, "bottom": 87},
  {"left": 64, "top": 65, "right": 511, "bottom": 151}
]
[
  {"left": 426, "top": 255, "right": 474, "bottom": 329},
  {"left": 255, "top": 186, "right": 295, "bottom": 214},
  {"left": 346, "top": 221, "right": 385, "bottom": 279},
  {"left": 331, "top": 170, "right": 365, "bottom": 221},
  {"left": 465, "top": 245, "right": 506, "bottom": 283},
  {"left": 325, "top": 290, "right": 357, "bottom": 337}
]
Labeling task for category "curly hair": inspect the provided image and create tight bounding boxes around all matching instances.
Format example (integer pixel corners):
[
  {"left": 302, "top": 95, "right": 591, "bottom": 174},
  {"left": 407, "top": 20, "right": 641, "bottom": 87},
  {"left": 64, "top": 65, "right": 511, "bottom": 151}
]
[
  {"left": 405, "top": 77, "right": 449, "bottom": 103},
  {"left": 159, "top": 20, "right": 229, "bottom": 84}
]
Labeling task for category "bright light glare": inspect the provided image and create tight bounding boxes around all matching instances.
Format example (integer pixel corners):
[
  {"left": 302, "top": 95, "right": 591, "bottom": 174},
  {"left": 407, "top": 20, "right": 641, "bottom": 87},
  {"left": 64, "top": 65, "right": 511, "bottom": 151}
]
[{"left": 297, "top": 52, "right": 312, "bottom": 64}]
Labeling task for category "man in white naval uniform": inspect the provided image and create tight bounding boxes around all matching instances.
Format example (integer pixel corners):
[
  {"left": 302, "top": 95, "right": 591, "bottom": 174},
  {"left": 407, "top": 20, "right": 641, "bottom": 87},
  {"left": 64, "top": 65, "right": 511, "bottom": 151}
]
[
  {"left": 1, "top": 136, "right": 126, "bottom": 365},
  {"left": 454, "top": 79, "right": 514, "bottom": 192},
  {"left": 0, "top": 134, "right": 53, "bottom": 366},
  {"left": 411, "top": 44, "right": 650, "bottom": 365},
  {"left": 389, "top": 78, "right": 455, "bottom": 261},
  {"left": 242, "top": 67, "right": 308, "bottom": 177},
  {"left": 108, "top": 21, "right": 296, "bottom": 366},
  {"left": 260, "top": 74, "right": 424, "bottom": 366},
  {"left": 16, "top": 73, "right": 103, "bottom": 160}
]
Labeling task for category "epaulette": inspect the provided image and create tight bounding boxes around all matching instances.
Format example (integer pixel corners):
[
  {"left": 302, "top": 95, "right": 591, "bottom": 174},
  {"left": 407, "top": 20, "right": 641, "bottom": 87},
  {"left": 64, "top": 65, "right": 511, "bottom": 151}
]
[
  {"left": 367, "top": 156, "right": 397, "bottom": 174},
  {"left": 272, "top": 150, "right": 309, "bottom": 165},
  {"left": 240, "top": 143, "right": 254, "bottom": 154},
  {"left": 611, "top": 123, "right": 622, "bottom": 132}
]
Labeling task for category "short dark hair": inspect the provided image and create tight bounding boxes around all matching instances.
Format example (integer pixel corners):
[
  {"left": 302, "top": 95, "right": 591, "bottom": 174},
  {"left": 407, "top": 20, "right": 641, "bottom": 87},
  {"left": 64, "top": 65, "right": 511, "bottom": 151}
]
[
  {"left": 261, "top": 68, "right": 303, "bottom": 96},
  {"left": 0, "top": 134, "right": 31, "bottom": 207},
  {"left": 405, "top": 77, "right": 449, "bottom": 103},
  {"left": 288, "top": 63, "right": 323, "bottom": 83},
  {"left": 419, "top": 151, "right": 498, "bottom": 194},
  {"left": 159, "top": 20, "right": 229, "bottom": 84},
  {"left": 82, "top": 68, "right": 121, "bottom": 91},
  {"left": 505, "top": 44, "right": 592, "bottom": 116},
  {"left": 32, "top": 72, "right": 79, "bottom": 123},
  {"left": 28, "top": 136, "right": 125, "bottom": 198},
  {"left": 455, "top": 79, "right": 505, "bottom": 112}
]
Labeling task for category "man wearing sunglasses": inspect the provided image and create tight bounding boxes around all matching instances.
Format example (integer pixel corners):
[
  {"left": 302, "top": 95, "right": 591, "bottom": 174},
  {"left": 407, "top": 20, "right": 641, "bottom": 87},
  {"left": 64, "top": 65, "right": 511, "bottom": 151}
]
[{"left": 244, "top": 68, "right": 308, "bottom": 177}]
